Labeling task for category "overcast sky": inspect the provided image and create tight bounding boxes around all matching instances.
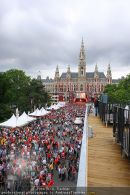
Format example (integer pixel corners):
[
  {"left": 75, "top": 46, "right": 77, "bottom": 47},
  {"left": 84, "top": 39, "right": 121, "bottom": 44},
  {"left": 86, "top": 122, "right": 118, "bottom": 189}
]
[{"left": 0, "top": 0, "right": 130, "bottom": 79}]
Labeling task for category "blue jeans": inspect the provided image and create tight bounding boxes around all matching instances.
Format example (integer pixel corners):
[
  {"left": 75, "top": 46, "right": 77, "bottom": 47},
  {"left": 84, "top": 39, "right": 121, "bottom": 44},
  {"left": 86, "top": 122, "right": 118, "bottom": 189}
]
[{"left": 95, "top": 107, "right": 98, "bottom": 116}]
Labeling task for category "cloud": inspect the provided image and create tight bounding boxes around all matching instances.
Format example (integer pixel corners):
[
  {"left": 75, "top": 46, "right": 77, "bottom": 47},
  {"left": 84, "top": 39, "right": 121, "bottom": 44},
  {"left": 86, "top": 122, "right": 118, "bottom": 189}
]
[{"left": 0, "top": 0, "right": 130, "bottom": 79}]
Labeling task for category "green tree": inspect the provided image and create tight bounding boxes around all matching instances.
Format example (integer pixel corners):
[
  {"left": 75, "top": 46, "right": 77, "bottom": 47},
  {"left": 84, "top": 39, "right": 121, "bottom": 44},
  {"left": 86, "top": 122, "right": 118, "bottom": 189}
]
[
  {"left": 28, "top": 79, "right": 51, "bottom": 111},
  {"left": 4, "top": 69, "right": 31, "bottom": 113},
  {"left": 0, "top": 73, "right": 12, "bottom": 122},
  {"left": 0, "top": 72, "right": 6, "bottom": 103},
  {"left": 104, "top": 74, "right": 130, "bottom": 104},
  {"left": 0, "top": 69, "right": 51, "bottom": 122}
]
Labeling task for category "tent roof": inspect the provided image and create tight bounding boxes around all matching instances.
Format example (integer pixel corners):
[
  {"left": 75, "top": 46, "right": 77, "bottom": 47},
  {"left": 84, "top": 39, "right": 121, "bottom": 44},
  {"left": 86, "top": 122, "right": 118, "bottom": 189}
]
[
  {"left": 29, "top": 108, "right": 49, "bottom": 116},
  {"left": 0, "top": 114, "right": 17, "bottom": 128},
  {"left": 16, "top": 112, "right": 36, "bottom": 126},
  {"left": 0, "top": 112, "right": 36, "bottom": 128}
]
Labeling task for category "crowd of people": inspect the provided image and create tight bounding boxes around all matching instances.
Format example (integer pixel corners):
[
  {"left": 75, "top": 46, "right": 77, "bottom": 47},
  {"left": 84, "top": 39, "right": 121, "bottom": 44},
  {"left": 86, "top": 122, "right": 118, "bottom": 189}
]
[{"left": 0, "top": 103, "right": 86, "bottom": 192}]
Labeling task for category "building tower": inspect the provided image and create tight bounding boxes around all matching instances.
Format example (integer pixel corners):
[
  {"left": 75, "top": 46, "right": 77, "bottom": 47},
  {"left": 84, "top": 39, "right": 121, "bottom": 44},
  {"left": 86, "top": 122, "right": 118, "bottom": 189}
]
[
  {"left": 78, "top": 38, "right": 86, "bottom": 78},
  {"left": 66, "top": 65, "right": 71, "bottom": 79},
  {"left": 106, "top": 64, "right": 112, "bottom": 84},
  {"left": 94, "top": 64, "right": 99, "bottom": 78},
  {"left": 37, "top": 71, "right": 42, "bottom": 81},
  {"left": 54, "top": 65, "right": 60, "bottom": 81}
]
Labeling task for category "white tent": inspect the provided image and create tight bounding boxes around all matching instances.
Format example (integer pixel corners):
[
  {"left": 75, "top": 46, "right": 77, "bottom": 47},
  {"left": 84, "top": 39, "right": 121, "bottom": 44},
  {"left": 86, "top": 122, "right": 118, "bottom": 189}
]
[
  {"left": 29, "top": 108, "right": 41, "bottom": 116},
  {"left": 57, "top": 102, "right": 66, "bottom": 107},
  {"left": 0, "top": 114, "right": 17, "bottom": 128},
  {"left": 16, "top": 113, "right": 28, "bottom": 127},
  {"left": 0, "top": 112, "right": 36, "bottom": 128},
  {"left": 40, "top": 107, "right": 50, "bottom": 115},
  {"left": 47, "top": 104, "right": 61, "bottom": 110},
  {"left": 16, "top": 112, "right": 36, "bottom": 127},
  {"left": 29, "top": 108, "right": 49, "bottom": 117}
]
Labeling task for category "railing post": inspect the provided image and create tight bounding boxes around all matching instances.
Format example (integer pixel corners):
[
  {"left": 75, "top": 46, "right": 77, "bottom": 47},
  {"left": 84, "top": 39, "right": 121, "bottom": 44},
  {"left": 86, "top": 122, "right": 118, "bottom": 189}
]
[{"left": 113, "top": 106, "right": 117, "bottom": 137}]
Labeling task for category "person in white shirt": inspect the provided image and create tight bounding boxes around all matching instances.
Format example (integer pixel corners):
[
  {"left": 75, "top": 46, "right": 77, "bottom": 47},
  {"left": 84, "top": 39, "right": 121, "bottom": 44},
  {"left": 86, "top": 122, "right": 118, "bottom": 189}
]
[
  {"left": 34, "top": 178, "right": 39, "bottom": 186},
  {"left": 124, "top": 105, "right": 129, "bottom": 123},
  {"left": 42, "top": 159, "right": 46, "bottom": 165}
]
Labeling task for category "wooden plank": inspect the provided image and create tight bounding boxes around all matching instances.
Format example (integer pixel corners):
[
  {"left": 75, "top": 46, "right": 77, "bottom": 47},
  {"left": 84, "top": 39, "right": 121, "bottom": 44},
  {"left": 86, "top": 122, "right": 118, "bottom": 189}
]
[{"left": 87, "top": 115, "right": 130, "bottom": 187}]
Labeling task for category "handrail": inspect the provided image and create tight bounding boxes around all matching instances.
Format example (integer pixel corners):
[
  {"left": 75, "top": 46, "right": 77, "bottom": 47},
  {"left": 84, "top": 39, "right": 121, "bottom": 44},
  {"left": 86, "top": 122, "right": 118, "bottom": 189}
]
[{"left": 77, "top": 104, "right": 88, "bottom": 191}]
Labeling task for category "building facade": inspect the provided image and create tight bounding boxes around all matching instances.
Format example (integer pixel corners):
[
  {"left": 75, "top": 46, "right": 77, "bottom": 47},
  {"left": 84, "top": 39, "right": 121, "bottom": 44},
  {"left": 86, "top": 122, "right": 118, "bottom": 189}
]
[{"left": 40, "top": 39, "right": 112, "bottom": 102}]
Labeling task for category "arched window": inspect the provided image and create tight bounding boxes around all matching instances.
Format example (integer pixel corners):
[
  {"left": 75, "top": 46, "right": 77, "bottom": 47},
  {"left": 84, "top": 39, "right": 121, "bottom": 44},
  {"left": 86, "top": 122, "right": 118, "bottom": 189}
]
[
  {"left": 80, "top": 84, "right": 83, "bottom": 91},
  {"left": 74, "top": 85, "right": 76, "bottom": 91}
]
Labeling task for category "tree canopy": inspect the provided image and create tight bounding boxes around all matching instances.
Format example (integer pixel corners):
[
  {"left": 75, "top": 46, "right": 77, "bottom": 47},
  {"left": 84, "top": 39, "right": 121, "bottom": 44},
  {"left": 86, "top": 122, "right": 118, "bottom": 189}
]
[
  {"left": 104, "top": 74, "right": 130, "bottom": 104},
  {"left": 0, "top": 69, "right": 51, "bottom": 122}
]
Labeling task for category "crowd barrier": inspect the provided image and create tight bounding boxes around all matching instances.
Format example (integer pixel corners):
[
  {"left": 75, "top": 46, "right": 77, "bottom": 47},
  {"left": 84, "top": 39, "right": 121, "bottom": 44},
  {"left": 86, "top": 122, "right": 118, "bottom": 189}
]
[{"left": 113, "top": 106, "right": 130, "bottom": 158}]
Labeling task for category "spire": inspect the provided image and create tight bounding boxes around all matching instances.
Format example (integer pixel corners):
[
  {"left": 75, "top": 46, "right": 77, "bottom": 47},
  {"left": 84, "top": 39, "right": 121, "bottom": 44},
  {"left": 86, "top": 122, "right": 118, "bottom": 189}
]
[
  {"left": 78, "top": 38, "right": 86, "bottom": 78},
  {"left": 66, "top": 65, "right": 71, "bottom": 79},
  {"left": 55, "top": 65, "right": 59, "bottom": 80},
  {"left": 81, "top": 36, "right": 84, "bottom": 47},
  {"left": 107, "top": 64, "right": 112, "bottom": 77},
  {"left": 67, "top": 65, "right": 71, "bottom": 73},
  {"left": 95, "top": 64, "right": 98, "bottom": 72},
  {"left": 37, "top": 70, "right": 41, "bottom": 81},
  {"left": 56, "top": 64, "right": 59, "bottom": 71},
  {"left": 79, "top": 37, "right": 85, "bottom": 60},
  {"left": 95, "top": 64, "right": 98, "bottom": 74},
  {"left": 106, "top": 64, "right": 112, "bottom": 84},
  {"left": 94, "top": 64, "right": 99, "bottom": 78}
]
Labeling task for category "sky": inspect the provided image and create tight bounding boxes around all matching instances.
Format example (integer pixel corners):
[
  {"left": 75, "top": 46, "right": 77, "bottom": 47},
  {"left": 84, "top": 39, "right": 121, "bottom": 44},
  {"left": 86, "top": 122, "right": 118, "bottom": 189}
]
[{"left": 0, "top": 0, "right": 130, "bottom": 79}]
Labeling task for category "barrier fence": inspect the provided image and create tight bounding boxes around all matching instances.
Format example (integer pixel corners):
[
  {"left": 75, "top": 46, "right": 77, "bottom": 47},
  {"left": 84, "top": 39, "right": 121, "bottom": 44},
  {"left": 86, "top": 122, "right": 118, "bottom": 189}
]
[
  {"left": 113, "top": 106, "right": 130, "bottom": 158},
  {"left": 99, "top": 101, "right": 130, "bottom": 159},
  {"left": 98, "top": 101, "right": 126, "bottom": 125},
  {"left": 99, "top": 101, "right": 130, "bottom": 158}
]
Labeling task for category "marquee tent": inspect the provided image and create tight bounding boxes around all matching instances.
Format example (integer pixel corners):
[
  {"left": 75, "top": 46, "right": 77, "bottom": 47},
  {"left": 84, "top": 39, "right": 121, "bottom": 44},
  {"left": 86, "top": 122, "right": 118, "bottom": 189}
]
[
  {"left": 16, "top": 112, "right": 36, "bottom": 127},
  {"left": 40, "top": 107, "right": 50, "bottom": 115},
  {"left": 29, "top": 108, "right": 41, "bottom": 116},
  {"left": 57, "top": 102, "right": 66, "bottom": 107},
  {"left": 0, "top": 114, "right": 17, "bottom": 128},
  {"left": 47, "top": 104, "right": 61, "bottom": 110},
  {"left": 0, "top": 112, "right": 36, "bottom": 128},
  {"left": 29, "top": 108, "right": 49, "bottom": 117}
]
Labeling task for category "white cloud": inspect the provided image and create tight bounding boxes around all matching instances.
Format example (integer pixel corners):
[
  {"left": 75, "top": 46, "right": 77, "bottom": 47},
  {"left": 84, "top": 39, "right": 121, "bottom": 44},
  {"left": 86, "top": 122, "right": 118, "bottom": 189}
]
[{"left": 0, "top": 0, "right": 130, "bottom": 79}]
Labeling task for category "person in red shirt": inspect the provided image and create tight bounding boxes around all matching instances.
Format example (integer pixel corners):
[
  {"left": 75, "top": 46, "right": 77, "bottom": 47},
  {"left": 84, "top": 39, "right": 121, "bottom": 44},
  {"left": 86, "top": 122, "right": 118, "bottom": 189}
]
[
  {"left": 54, "top": 157, "right": 59, "bottom": 170},
  {"left": 47, "top": 152, "right": 51, "bottom": 161},
  {"left": 47, "top": 145, "right": 51, "bottom": 151},
  {"left": 47, "top": 179, "right": 54, "bottom": 188}
]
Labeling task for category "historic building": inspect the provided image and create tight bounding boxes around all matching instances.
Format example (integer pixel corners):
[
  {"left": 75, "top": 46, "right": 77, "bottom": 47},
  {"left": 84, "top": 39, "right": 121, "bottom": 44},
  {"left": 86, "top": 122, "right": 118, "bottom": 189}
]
[{"left": 39, "top": 39, "right": 112, "bottom": 102}]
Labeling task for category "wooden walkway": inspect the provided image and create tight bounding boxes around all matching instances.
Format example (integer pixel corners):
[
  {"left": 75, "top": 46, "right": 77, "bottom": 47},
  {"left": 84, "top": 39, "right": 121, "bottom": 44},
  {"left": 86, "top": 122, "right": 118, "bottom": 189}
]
[{"left": 88, "top": 114, "right": 130, "bottom": 187}]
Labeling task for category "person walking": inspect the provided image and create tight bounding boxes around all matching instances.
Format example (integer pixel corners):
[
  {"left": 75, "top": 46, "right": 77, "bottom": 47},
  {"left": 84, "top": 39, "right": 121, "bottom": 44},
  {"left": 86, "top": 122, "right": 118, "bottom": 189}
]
[{"left": 94, "top": 96, "right": 99, "bottom": 116}]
